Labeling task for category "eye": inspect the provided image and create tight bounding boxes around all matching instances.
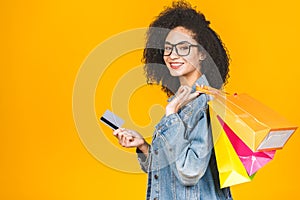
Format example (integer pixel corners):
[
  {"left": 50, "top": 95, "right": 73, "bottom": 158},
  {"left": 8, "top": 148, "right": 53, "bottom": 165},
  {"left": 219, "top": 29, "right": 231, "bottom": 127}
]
[
  {"left": 177, "top": 44, "right": 189, "bottom": 51},
  {"left": 164, "top": 46, "right": 172, "bottom": 51},
  {"left": 179, "top": 45, "right": 189, "bottom": 50}
]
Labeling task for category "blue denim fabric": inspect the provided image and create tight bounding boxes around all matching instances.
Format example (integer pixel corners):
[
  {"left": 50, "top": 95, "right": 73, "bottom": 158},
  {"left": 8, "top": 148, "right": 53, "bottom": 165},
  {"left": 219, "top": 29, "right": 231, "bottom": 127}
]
[{"left": 137, "top": 75, "right": 232, "bottom": 200}]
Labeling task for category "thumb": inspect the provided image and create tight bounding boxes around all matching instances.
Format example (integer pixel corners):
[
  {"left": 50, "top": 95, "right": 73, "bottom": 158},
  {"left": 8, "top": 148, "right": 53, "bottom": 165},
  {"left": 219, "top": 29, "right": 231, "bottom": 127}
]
[{"left": 187, "top": 91, "right": 200, "bottom": 101}]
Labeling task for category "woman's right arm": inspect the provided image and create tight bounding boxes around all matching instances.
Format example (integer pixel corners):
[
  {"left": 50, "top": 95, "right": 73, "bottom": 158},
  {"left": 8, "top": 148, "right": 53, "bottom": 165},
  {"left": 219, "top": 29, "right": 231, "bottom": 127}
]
[
  {"left": 113, "top": 128, "right": 151, "bottom": 172},
  {"left": 113, "top": 128, "right": 149, "bottom": 154}
]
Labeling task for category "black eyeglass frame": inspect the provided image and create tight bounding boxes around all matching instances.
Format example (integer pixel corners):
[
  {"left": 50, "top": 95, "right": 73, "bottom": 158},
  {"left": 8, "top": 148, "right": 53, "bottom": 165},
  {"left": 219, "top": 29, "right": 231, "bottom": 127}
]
[{"left": 163, "top": 41, "right": 200, "bottom": 56}]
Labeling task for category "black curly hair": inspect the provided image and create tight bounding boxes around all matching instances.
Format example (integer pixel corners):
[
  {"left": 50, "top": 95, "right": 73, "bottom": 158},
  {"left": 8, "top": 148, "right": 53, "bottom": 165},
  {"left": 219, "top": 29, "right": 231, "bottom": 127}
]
[{"left": 143, "top": 0, "right": 230, "bottom": 97}]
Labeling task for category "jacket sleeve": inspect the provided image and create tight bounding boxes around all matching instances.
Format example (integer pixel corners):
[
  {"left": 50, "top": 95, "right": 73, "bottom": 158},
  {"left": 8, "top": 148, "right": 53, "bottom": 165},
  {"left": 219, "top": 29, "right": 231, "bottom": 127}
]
[
  {"left": 136, "top": 146, "right": 151, "bottom": 173},
  {"left": 155, "top": 95, "right": 213, "bottom": 186}
]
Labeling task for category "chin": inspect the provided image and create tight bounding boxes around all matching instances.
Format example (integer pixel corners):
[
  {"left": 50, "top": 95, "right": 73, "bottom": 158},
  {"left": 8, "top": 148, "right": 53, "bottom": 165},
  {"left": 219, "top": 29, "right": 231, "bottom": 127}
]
[{"left": 169, "top": 71, "right": 182, "bottom": 77}]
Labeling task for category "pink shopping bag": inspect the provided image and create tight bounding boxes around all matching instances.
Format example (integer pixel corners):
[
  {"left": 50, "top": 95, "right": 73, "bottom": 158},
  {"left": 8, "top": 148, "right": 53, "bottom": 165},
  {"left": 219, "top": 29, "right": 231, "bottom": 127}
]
[{"left": 217, "top": 115, "right": 275, "bottom": 176}]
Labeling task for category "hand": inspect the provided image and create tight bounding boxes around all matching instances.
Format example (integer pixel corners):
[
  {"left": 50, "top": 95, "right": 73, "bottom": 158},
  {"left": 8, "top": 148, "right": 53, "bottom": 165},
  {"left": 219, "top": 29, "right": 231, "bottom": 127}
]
[
  {"left": 113, "top": 128, "right": 149, "bottom": 154},
  {"left": 166, "top": 85, "right": 200, "bottom": 116}
]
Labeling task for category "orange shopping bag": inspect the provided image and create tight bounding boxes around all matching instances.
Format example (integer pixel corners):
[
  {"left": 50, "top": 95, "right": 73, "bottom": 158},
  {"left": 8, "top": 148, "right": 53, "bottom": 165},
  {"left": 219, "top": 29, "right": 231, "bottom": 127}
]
[{"left": 207, "top": 91, "right": 297, "bottom": 151}]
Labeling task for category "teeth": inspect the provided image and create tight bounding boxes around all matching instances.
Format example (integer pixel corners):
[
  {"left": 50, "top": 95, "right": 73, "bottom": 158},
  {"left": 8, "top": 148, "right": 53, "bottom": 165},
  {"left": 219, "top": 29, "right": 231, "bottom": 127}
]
[{"left": 171, "top": 63, "right": 182, "bottom": 67}]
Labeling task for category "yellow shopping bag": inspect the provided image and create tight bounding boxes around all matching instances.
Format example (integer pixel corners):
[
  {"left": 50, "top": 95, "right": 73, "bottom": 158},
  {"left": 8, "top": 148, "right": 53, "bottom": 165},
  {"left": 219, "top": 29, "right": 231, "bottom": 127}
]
[
  {"left": 210, "top": 105, "right": 255, "bottom": 188},
  {"left": 208, "top": 93, "right": 297, "bottom": 151}
]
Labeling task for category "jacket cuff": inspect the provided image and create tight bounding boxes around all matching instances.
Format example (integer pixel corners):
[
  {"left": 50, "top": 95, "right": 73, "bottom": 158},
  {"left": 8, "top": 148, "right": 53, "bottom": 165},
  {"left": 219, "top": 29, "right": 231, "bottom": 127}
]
[
  {"left": 136, "top": 147, "right": 147, "bottom": 162},
  {"left": 136, "top": 147, "right": 150, "bottom": 172}
]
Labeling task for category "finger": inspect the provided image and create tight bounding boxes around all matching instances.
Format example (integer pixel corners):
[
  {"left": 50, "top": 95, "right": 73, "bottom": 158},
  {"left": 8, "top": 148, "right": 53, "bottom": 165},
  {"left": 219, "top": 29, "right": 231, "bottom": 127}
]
[
  {"left": 127, "top": 130, "right": 143, "bottom": 140},
  {"left": 176, "top": 85, "right": 189, "bottom": 95},
  {"left": 116, "top": 132, "right": 125, "bottom": 141},
  {"left": 177, "top": 85, "right": 186, "bottom": 93},
  {"left": 127, "top": 136, "right": 134, "bottom": 142},
  {"left": 187, "top": 92, "right": 201, "bottom": 101},
  {"left": 113, "top": 127, "right": 126, "bottom": 136},
  {"left": 175, "top": 86, "right": 190, "bottom": 100},
  {"left": 180, "top": 87, "right": 192, "bottom": 101},
  {"left": 120, "top": 134, "right": 127, "bottom": 147},
  {"left": 123, "top": 133, "right": 134, "bottom": 141},
  {"left": 180, "top": 91, "right": 200, "bottom": 107},
  {"left": 121, "top": 135, "right": 128, "bottom": 147},
  {"left": 182, "top": 86, "right": 192, "bottom": 96},
  {"left": 124, "top": 136, "right": 134, "bottom": 147},
  {"left": 123, "top": 134, "right": 134, "bottom": 147},
  {"left": 180, "top": 85, "right": 191, "bottom": 93},
  {"left": 113, "top": 129, "right": 120, "bottom": 136},
  {"left": 172, "top": 86, "right": 192, "bottom": 109}
]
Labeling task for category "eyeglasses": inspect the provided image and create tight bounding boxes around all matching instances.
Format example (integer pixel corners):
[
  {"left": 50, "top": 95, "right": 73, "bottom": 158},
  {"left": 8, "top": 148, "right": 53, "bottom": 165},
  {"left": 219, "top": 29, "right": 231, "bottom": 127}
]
[{"left": 163, "top": 41, "right": 200, "bottom": 56}]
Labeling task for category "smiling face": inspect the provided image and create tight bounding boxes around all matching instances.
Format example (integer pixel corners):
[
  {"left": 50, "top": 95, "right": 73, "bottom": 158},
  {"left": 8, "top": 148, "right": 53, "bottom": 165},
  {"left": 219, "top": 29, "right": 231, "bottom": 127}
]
[{"left": 163, "top": 26, "right": 205, "bottom": 86}]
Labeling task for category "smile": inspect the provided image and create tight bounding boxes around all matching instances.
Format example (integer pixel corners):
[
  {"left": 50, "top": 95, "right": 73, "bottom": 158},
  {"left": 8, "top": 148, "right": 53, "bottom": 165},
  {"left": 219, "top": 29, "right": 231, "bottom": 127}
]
[{"left": 169, "top": 62, "right": 184, "bottom": 69}]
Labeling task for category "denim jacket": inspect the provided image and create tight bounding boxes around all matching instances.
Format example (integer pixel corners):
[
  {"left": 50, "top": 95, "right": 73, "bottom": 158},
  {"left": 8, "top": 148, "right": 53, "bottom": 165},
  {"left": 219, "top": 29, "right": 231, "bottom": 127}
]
[{"left": 137, "top": 75, "right": 232, "bottom": 200}]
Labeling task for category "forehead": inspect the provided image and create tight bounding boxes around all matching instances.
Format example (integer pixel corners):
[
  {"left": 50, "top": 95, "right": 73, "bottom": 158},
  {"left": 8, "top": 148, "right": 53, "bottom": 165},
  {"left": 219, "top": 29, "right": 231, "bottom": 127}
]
[{"left": 165, "top": 26, "right": 197, "bottom": 44}]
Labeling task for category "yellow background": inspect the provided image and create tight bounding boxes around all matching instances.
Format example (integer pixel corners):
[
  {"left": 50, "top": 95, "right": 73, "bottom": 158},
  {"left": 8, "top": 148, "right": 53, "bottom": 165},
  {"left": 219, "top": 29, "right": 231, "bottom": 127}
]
[{"left": 2, "top": 0, "right": 300, "bottom": 199}]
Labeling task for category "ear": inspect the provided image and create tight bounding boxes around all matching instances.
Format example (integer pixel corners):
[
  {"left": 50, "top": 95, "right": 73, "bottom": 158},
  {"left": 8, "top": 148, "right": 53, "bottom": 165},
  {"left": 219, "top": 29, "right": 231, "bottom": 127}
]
[{"left": 199, "top": 52, "right": 206, "bottom": 61}]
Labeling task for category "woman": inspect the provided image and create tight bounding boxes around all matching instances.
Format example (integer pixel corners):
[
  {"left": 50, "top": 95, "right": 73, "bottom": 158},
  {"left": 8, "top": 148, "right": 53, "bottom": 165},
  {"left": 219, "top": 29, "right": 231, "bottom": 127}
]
[{"left": 113, "top": 1, "right": 232, "bottom": 199}]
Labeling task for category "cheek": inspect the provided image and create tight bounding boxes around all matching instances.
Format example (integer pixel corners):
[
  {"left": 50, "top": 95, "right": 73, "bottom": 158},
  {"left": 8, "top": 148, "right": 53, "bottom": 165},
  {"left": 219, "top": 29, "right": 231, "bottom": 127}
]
[
  {"left": 185, "top": 55, "right": 200, "bottom": 68},
  {"left": 163, "top": 56, "right": 168, "bottom": 64}
]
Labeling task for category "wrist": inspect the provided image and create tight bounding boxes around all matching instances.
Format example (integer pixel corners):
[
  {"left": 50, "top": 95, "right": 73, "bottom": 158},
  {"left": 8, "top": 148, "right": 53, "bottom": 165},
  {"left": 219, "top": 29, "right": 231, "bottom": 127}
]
[
  {"left": 137, "top": 140, "right": 149, "bottom": 155},
  {"left": 165, "top": 105, "right": 176, "bottom": 116}
]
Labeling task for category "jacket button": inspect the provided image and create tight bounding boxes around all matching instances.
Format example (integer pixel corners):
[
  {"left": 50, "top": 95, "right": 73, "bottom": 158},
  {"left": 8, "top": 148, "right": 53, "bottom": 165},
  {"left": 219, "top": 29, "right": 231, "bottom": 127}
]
[
  {"left": 154, "top": 174, "right": 158, "bottom": 179},
  {"left": 154, "top": 198, "right": 158, "bottom": 200},
  {"left": 154, "top": 150, "right": 158, "bottom": 155}
]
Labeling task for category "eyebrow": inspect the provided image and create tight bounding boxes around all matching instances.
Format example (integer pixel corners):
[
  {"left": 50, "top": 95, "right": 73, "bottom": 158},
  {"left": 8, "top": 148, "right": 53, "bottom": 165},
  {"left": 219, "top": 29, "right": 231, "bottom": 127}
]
[{"left": 164, "top": 41, "right": 190, "bottom": 45}]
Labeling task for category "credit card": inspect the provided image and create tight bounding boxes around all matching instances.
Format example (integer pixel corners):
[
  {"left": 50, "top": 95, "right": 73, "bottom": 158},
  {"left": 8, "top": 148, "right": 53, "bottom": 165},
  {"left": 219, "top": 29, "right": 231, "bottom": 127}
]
[{"left": 100, "top": 109, "right": 124, "bottom": 130}]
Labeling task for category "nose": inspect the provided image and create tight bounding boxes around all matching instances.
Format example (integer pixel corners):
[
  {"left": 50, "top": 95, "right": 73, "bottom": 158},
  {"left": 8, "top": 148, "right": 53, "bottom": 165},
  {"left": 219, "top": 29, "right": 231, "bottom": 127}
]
[{"left": 169, "top": 47, "right": 179, "bottom": 59}]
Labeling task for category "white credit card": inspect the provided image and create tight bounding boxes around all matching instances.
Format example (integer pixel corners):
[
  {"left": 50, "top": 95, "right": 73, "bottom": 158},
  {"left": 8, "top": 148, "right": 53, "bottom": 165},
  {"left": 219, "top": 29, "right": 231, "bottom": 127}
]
[{"left": 100, "top": 109, "right": 124, "bottom": 130}]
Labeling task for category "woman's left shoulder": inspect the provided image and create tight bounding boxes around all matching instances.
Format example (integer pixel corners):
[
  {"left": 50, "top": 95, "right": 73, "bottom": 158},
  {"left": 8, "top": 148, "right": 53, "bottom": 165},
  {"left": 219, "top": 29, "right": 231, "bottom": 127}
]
[
  {"left": 193, "top": 74, "right": 210, "bottom": 109},
  {"left": 193, "top": 93, "right": 209, "bottom": 111}
]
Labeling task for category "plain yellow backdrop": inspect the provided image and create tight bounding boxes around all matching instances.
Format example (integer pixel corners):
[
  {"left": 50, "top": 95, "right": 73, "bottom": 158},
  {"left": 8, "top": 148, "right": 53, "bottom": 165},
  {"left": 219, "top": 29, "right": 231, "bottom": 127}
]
[{"left": 1, "top": 0, "right": 300, "bottom": 199}]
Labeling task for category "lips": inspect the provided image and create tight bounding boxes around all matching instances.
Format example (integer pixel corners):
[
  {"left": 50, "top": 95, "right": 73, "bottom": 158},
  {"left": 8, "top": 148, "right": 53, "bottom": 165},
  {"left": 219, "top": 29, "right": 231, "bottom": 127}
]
[{"left": 169, "top": 62, "right": 184, "bottom": 69}]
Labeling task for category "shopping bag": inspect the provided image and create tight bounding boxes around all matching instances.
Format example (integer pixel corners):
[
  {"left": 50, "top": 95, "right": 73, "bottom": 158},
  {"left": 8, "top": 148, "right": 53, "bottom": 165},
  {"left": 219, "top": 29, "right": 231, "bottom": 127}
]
[
  {"left": 209, "top": 105, "right": 255, "bottom": 188},
  {"left": 217, "top": 115, "right": 276, "bottom": 176},
  {"left": 208, "top": 92, "right": 297, "bottom": 151}
]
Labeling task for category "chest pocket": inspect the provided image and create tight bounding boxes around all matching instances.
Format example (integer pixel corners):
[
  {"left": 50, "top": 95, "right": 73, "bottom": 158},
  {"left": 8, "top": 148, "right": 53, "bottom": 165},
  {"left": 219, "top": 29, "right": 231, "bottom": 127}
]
[{"left": 180, "top": 102, "right": 193, "bottom": 121}]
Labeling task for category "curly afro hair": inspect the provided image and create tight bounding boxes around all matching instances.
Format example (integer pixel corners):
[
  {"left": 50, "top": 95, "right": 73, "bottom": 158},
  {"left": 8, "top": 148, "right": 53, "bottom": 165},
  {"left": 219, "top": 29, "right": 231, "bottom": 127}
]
[{"left": 143, "top": 0, "right": 230, "bottom": 96}]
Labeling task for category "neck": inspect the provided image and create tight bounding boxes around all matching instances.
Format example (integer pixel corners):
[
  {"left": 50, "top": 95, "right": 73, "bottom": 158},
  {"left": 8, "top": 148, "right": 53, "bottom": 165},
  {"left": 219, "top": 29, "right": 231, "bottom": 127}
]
[{"left": 179, "top": 71, "right": 202, "bottom": 87}]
